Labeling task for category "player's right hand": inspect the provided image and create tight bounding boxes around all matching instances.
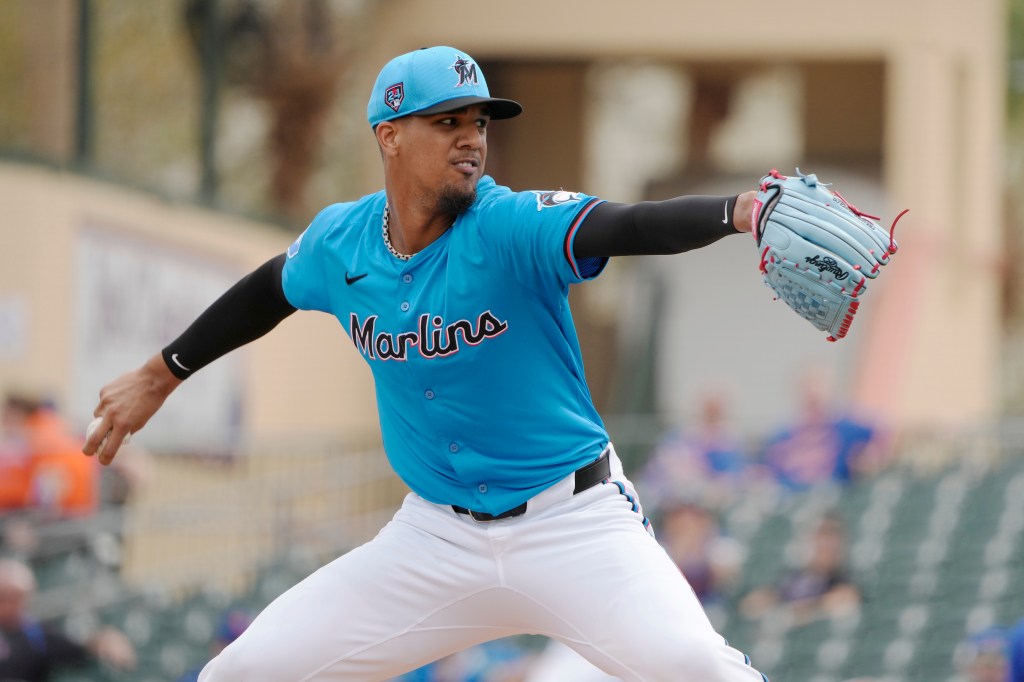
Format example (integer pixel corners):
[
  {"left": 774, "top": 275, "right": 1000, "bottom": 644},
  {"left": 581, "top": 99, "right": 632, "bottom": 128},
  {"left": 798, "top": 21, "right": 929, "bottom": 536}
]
[{"left": 83, "top": 353, "right": 183, "bottom": 465}]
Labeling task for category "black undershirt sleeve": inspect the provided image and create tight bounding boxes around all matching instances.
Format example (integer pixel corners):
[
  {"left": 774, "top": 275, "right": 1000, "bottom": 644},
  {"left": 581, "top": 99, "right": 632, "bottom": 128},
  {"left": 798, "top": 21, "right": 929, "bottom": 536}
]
[
  {"left": 161, "top": 197, "right": 738, "bottom": 379},
  {"left": 161, "top": 253, "right": 297, "bottom": 380},
  {"left": 572, "top": 195, "right": 740, "bottom": 259}
]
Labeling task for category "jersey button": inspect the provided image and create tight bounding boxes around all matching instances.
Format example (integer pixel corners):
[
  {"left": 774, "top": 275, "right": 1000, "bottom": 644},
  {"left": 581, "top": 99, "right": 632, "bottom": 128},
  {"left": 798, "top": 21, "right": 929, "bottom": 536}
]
[
  {"left": 424, "top": 390, "right": 435, "bottom": 400},
  {"left": 448, "top": 442, "right": 459, "bottom": 453},
  {"left": 478, "top": 484, "right": 488, "bottom": 494},
  {"left": 402, "top": 274, "right": 413, "bottom": 284},
  {"left": 400, "top": 301, "right": 410, "bottom": 312}
]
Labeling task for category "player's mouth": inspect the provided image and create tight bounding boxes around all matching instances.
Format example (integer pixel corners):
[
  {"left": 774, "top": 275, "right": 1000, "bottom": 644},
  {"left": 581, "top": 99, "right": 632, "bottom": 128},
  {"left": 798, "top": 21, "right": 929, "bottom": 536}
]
[{"left": 452, "top": 159, "right": 480, "bottom": 175}]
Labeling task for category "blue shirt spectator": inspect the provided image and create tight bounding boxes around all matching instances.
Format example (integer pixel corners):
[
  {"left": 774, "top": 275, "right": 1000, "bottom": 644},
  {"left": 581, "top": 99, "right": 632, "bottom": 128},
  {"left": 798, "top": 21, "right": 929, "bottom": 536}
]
[
  {"left": 758, "top": 373, "right": 889, "bottom": 491},
  {"left": 637, "top": 391, "right": 748, "bottom": 509}
]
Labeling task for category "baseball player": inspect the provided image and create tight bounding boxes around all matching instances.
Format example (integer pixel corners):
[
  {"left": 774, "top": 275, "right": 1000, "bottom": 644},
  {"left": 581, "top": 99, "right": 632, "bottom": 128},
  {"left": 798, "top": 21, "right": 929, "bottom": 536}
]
[{"left": 84, "top": 46, "right": 768, "bottom": 681}]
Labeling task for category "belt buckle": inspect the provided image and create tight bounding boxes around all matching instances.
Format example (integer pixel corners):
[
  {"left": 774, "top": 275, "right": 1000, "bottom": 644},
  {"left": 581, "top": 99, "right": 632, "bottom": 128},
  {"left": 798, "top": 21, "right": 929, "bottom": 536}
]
[{"left": 468, "top": 509, "right": 497, "bottom": 522}]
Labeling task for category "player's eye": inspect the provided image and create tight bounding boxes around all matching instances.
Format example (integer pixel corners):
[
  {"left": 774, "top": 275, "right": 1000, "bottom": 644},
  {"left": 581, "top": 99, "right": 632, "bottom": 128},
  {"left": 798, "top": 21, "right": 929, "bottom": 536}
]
[{"left": 475, "top": 118, "right": 489, "bottom": 130}]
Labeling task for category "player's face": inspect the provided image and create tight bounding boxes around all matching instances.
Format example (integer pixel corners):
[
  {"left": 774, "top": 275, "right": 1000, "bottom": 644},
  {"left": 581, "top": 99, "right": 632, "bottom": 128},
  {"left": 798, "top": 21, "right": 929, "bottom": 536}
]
[{"left": 400, "top": 104, "right": 490, "bottom": 213}]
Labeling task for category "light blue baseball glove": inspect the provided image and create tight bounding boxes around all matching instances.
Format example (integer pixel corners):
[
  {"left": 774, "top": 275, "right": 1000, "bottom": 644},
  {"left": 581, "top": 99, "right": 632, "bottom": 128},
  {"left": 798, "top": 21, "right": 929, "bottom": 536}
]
[{"left": 752, "top": 169, "right": 907, "bottom": 341}]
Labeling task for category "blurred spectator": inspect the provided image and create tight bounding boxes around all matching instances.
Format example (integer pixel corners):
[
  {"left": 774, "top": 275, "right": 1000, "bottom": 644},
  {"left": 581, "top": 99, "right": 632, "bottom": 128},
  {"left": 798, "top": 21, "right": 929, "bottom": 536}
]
[
  {"left": 26, "top": 405, "right": 99, "bottom": 519},
  {"left": 2, "top": 392, "right": 99, "bottom": 519},
  {"left": 0, "top": 557, "right": 136, "bottom": 681},
  {"left": 0, "top": 390, "right": 153, "bottom": 560},
  {"left": 637, "top": 390, "right": 748, "bottom": 509},
  {"left": 656, "top": 499, "right": 743, "bottom": 609},
  {"left": 177, "top": 607, "right": 253, "bottom": 682},
  {"left": 739, "top": 512, "right": 861, "bottom": 627},
  {"left": 0, "top": 394, "right": 37, "bottom": 512},
  {"left": 957, "top": 626, "right": 1009, "bottom": 682},
  {"left": 758, "top": 369, "right": 890, "bottom": 492}
]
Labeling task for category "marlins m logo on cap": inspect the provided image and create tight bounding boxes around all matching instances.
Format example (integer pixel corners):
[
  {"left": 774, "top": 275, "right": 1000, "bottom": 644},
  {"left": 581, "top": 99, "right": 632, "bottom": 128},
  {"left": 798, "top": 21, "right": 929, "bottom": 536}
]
[{"left": 451, "top": 56, "right": 478, "bottom": 87}]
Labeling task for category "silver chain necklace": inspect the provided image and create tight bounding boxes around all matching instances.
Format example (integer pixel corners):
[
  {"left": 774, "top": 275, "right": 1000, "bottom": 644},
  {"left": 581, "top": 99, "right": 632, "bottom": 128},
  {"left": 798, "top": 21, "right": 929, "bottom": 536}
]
[{"left": 382, "top": 204, "right": 412, "bottom": 261}]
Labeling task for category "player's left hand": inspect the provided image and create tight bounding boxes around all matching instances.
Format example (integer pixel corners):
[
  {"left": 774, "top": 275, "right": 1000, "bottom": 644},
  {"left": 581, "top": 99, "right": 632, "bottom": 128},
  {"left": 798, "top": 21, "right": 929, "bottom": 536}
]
[
  {"left": 84, "top": 354, "right": 182, "bottom": 465},
  {"left": 751, "top": 168, "right": 907, "bottom": 341}
]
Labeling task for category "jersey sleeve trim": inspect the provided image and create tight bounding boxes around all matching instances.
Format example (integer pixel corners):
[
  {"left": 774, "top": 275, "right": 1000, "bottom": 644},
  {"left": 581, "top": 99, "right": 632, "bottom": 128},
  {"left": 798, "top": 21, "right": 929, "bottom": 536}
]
[{"left": 563, "top": 198, "right": 607, "bottom": 280}]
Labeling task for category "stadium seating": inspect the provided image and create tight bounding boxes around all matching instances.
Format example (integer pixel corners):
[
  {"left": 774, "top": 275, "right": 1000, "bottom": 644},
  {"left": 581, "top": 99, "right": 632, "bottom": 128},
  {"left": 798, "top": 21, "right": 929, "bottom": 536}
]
[
  {"left": 42, "top": 450, "right": 1024, "bottom": 681},
  {"left": 722, "top": 453, "right": 1024, "bottom": 681}
]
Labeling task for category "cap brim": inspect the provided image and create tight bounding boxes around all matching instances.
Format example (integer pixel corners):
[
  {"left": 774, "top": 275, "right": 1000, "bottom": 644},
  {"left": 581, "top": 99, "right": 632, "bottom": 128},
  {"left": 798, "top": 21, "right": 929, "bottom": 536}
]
[{"left": 415, "top": 96, "right": 523, "bottom": 120}]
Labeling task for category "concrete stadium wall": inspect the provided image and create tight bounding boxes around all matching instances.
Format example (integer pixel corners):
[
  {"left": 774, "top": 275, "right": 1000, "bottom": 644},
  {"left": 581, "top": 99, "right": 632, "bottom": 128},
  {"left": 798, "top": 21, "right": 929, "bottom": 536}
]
[{"left": 0, "top": 162, "right": 380, "bottom": 451}]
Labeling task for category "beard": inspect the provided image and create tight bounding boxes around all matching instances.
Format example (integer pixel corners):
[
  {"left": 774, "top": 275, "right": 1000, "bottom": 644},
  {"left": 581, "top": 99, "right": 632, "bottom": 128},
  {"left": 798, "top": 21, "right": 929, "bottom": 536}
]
[{"left": 436, "top": 182, "right": 477, "bottom": 217}]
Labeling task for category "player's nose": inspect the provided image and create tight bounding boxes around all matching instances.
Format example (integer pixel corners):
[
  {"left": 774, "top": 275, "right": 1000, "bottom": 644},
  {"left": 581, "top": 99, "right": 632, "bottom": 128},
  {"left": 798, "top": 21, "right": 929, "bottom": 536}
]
[{"left": 455, "top": 130, "right": 482, "bottom": 150}]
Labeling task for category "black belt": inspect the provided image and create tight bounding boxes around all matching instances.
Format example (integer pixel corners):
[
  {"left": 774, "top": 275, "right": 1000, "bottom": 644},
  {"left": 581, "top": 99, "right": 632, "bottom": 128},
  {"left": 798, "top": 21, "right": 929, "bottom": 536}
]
[{"left": 452, "top": 451, "right": 611, "bottom": 522}]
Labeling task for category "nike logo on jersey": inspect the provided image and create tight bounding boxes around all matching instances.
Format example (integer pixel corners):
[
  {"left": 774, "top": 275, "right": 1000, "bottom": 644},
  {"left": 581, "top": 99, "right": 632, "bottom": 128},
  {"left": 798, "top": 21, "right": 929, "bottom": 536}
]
[
  {"left": 170, "top": 354, "right": 190, "bottom": 372},
  {"left": 722, "top": 202, "right": 730, "bottom": 224},
  {"left": 345, "top": 272, "right": 368, "bottom": 285},
  {"left": 351, "top": 311, "right": 509, "bottom": 361}
]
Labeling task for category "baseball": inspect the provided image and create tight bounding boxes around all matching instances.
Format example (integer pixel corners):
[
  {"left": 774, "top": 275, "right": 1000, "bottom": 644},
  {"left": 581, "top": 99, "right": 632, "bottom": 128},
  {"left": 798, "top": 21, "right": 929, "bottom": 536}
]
[
  {"left": 86, "top": 416, "right": 103, "bottom": 440},
  {"left": 87, "top": 417, "right": 130, "bottom": 457},
  {"left": 87, "top": 417, "right": 108, "bottom": 456}
]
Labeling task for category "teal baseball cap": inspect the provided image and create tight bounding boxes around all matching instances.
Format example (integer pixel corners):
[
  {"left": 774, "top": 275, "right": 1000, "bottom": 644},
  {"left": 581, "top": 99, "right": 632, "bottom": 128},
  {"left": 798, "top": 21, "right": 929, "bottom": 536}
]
[{"left": 367, "top": 46, "right": 522, "bottom": 128}]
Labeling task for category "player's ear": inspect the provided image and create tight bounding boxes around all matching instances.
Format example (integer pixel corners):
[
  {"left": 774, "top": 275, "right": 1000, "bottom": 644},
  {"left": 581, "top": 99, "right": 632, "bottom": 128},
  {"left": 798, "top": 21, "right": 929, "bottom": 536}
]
[{"left": 375, "top": 121, "right": 400, "bottom": 155}]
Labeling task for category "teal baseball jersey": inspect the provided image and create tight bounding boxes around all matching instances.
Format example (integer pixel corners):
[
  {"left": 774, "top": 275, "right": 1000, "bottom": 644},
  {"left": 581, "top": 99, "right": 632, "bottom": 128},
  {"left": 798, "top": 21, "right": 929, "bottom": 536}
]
[{"left": 282, "top": 176, "right": 610, "bottom": 514}]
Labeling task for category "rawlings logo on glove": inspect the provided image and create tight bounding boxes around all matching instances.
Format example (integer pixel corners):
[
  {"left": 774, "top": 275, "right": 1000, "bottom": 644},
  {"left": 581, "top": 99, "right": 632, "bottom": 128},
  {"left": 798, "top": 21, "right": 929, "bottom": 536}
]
[
  {"left": 753, "top": 169, "right": 907, "bottom": 342},
  {"left": 804, "top": 255, "right": 849, "bottom": 280}
]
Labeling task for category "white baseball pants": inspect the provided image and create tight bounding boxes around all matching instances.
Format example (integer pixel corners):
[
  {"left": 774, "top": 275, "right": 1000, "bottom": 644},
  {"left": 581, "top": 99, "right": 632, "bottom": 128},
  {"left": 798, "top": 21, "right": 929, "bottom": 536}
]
[{"left": 199, "top": 448, "right": 766, "bottom": 681}]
